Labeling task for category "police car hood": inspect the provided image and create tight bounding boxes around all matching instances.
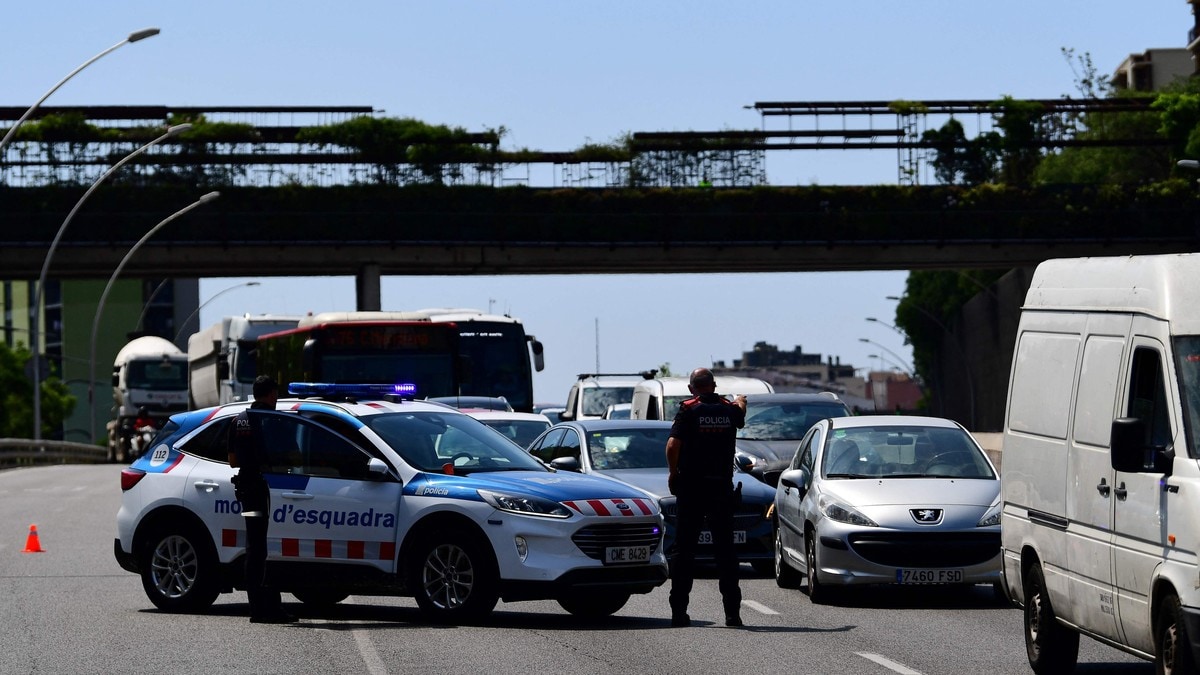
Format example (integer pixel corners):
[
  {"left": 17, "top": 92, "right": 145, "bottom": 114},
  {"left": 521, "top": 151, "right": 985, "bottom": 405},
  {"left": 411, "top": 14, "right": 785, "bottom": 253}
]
[
  {"left": 595, "top": 468, "right": 776, "bottom": 504},
  {"left": 415, "top": 470, "right": 656, "bottom": 503}
]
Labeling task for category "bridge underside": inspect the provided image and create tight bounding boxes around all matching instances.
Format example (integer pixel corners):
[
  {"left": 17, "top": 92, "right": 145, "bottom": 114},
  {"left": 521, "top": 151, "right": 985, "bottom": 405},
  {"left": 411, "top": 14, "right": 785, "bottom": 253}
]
[{"left": 1, "top": 185, "right": 1197, "bottom": 279}]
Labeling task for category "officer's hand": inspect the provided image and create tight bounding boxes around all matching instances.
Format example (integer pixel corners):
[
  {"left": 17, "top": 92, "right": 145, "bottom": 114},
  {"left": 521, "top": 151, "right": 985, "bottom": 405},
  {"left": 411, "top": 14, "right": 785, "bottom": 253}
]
[{"left": 668, "top": 471, "right": 679, "bottom": 496}]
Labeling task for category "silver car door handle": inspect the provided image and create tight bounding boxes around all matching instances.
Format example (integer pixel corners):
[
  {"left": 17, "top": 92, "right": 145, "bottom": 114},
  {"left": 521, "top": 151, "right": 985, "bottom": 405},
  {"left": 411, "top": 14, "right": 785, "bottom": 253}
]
[
  {"left": 282, "top": 491, "right": 315, "bottom": 500},
  {"left": 194, "top": 480, "right": 222, "bottom": 493}
]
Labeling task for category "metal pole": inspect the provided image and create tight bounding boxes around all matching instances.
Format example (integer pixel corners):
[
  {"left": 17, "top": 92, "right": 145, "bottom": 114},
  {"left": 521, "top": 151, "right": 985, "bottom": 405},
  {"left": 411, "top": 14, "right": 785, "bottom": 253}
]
[
  {"left": 89, "top": 192, "right": 220, "bottom": 444},
  {"left": 32, "top": 123, "right": 190, "bottom": 441}
]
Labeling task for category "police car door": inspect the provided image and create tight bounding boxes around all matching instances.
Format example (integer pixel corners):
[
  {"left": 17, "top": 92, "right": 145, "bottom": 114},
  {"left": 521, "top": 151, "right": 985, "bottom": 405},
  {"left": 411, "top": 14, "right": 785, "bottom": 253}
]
[{"left": 260, "top": 413, "right": 403, "bottom": 573}]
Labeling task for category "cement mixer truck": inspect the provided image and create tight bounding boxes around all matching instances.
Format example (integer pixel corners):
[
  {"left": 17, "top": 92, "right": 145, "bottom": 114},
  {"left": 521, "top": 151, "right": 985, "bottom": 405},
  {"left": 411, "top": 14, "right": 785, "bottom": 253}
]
[{"left": 107, "top": 336, "right": 188, "bottom": 462}]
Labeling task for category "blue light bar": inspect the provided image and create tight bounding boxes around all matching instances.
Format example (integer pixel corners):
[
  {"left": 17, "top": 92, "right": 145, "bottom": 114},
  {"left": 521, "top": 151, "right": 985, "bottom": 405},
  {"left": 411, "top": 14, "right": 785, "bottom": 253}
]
[{"left": 288, "top": 382, "right": 418, "bottom": 398}]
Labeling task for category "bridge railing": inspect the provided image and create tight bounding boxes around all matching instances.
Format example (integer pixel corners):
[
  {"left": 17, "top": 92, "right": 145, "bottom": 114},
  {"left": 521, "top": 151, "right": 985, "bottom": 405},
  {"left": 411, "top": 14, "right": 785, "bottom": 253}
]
[{"left": 0, "top": 439, "right": 109, "bottom": 468}]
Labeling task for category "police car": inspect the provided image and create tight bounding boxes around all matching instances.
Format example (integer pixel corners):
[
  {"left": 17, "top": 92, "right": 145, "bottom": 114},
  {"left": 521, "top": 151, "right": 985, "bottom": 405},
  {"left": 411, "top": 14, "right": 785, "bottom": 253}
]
[{"left": 114, "top": 384, "right": 668, "bottom": 621}]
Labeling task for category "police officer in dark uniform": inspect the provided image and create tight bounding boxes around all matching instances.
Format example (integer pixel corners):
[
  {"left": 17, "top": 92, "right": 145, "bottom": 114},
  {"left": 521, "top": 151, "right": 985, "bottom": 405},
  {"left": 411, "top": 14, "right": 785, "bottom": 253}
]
[
  {"left": 665, "top": 367, "right": 747, "bottom": 627},
  {"left": 228, "top": 375, "right": 294, "bottom": 624}
]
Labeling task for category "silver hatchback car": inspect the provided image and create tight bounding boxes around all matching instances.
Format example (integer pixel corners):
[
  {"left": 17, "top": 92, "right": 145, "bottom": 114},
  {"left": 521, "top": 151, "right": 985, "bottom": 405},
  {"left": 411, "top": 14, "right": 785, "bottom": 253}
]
[{"left": 773, "top": 415, "right": 1001, "bottom": 603}]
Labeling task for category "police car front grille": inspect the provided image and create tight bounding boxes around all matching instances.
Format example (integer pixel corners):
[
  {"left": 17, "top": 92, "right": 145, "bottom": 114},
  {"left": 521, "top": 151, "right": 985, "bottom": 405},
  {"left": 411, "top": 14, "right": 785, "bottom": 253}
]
[{"left": 572, "top": 523, "right": 662, "bottom": 560}]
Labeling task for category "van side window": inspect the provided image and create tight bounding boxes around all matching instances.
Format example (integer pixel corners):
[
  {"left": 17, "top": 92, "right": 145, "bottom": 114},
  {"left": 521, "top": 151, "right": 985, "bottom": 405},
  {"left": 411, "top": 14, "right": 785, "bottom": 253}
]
[{"left": 1127, "top": 347, "right": 1172, "bottom": 449}]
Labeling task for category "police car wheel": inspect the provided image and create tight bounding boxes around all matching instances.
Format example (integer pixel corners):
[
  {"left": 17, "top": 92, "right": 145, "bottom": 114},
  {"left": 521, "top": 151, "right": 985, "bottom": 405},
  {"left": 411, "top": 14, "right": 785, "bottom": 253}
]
[
  {"left": 556, "top": 592, "right": 630, "bottom": 618},
  {"left": 139, "top": 525, "right": 220, "bottom": 612},
  {"left": 291, "top": 589, "right": 350, "bottom": 609},
  {"left": 409, "top": 534, "right": 498, "bottom": 621}
]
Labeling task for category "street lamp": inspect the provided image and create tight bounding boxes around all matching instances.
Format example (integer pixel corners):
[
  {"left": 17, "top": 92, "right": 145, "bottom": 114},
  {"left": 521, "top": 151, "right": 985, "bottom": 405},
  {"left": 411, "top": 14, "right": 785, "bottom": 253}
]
[
  {"left": 173, "top": 281, "right": 262, "bottom": 344},
  {"left": 88, "top": 192, "right": 220, "bottom": 443},
  {"left": 866, "top": 316, "right": 906, "bottom": 338},
  {"left": 31, "top": 123, "right": 191, "bottom": 441},
  {"left": 858, "top": 337, "right": 913, "bottom": 376},
  {"left": 886, "top": 294, "right": 976, "bottom": 428},
  {"left": 0, "top": 28, "right": 160, "bottom": 155},
  {"left": 133, "top": 279, "right": 172, "bottom": 335}
]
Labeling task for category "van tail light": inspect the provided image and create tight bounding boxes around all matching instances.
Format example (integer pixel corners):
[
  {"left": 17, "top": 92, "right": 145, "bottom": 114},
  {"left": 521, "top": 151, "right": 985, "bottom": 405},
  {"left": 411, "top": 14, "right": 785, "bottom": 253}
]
[{"left": 120, "top": 468, "right": 147, "bottom": 492}]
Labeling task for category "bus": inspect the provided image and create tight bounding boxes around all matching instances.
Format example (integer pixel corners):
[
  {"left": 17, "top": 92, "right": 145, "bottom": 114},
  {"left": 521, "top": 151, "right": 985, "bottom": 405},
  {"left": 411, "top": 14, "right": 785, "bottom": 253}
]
[
  {"left": 264, "top": 309, "right": 545, "bottom": 412},
  {"left": 255, "top": 319, "right": 461, "bottom": 399}
]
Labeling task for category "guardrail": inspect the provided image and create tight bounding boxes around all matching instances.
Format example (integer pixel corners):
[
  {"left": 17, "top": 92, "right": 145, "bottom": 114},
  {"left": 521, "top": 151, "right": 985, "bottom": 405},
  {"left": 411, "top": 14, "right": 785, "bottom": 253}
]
[{"left": 0, "top": 439, "right": 109, "bottom": 468}]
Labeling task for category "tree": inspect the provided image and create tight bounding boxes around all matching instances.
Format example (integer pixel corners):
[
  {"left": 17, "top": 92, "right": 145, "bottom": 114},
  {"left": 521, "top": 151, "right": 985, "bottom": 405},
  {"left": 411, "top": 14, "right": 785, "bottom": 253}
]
[{"left": 0, "top": 342, "right": 75, "bottom": 439}]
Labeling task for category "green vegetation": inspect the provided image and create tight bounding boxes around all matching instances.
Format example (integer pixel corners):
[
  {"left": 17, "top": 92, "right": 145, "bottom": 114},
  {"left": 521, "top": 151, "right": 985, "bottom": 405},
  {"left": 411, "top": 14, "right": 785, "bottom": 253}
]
[{"left": 0, "top": 341, "right": 74, "bottom": 439}]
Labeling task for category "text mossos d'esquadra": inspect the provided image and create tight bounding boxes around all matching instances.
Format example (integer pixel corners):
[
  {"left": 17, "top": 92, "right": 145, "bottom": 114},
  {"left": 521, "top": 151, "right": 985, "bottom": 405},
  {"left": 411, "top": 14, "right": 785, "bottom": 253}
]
[{"left": 215, "top": 500, "right": 396, "bottom": 529}]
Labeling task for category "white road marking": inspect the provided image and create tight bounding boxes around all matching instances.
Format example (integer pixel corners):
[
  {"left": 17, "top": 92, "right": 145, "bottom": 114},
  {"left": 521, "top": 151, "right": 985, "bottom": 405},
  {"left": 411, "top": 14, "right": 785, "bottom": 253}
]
[
  {"left": 857, "top": 652, "right": 924, "bottom": 675},
  {"left": 742, "top": 599, "right": 779, "bottom": 615},
  {"left": 310, "top": 597, "right": 388, "bottom": 675}
]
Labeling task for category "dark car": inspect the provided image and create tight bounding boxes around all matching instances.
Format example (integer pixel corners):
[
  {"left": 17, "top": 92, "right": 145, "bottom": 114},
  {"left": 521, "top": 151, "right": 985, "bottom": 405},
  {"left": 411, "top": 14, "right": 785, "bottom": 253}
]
[
  {"left": 526, "top": 419, "right": 776, "bottom": 575},
  {"left": 735, "top": 392, "right": 853, "bottom": 486}
]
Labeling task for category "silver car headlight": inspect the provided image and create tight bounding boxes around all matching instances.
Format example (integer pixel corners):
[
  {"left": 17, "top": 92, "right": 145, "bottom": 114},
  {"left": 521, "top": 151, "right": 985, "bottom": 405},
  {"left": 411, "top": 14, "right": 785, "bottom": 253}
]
[
  {"left": 818, "top": 494, "right": 877, "bottom": 527},
  {"left": 977, "top": 503, "right": 1001, "bottom": 528},
  {"left": 478, "top": 489, "right": 571, "bottom": 519}
]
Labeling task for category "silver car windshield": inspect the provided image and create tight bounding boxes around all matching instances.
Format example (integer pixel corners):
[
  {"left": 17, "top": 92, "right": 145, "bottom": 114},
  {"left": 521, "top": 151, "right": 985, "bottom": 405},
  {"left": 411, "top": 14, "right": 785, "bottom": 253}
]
[{"left": 822, "top": 425, "right": 995, "bottom": 479}]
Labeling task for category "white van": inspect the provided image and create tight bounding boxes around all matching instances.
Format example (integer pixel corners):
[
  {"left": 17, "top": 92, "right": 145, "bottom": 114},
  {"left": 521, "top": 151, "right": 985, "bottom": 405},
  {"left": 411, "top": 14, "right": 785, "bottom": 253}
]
[
  {"left": 1000, "top": 254, "right": 1200, "bottom": 673},
  {"left": 630, "top": 375, "right": 774, "bottom": 421},
  {"left": 561, "top": 372, "right": 656, "bottom": 422}
]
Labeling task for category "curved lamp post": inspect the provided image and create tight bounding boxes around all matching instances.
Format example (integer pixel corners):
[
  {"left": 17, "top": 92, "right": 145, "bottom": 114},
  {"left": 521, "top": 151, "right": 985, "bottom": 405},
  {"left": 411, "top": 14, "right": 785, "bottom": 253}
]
[
  {"left": 88, "top": 192, "right": 220, "bottom": 443},
  {"left": 857, "top": 337, "right": 914, "bottom": 377},
  {"left": 0, "top": 28, "right": 160, "bottom": 155},
  {"left": 886, "top": 295, "right": 976, "bottom": 428},
  {"left": 866, "top": 316, "right": 906, "bottom": 338},
  {"left": 172, "top": 281, "right": 261, "bottom": 345},
  {"left": 31, "top": 123, "right": 191, "bottom": 441}
]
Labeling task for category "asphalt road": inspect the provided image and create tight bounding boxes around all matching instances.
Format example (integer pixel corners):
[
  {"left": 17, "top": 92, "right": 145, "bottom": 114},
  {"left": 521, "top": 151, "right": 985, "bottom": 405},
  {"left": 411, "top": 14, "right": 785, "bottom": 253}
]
[{"left": 1, "top": 464, "right": 1152, "bottom": 675}]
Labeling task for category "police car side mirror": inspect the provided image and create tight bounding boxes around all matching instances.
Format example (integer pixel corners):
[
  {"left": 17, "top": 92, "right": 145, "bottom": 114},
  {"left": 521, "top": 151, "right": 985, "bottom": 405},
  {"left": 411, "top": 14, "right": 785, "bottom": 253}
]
[{"left": 366, "top": 457, "right": 389, "bottom": 477}]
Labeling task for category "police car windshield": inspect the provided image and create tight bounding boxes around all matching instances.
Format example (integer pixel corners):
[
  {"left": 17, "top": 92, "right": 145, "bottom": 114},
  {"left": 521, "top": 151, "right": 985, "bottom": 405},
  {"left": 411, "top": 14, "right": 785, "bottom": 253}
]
[{"left": 363, "top": 412, "right": 548, "bottom": 474}]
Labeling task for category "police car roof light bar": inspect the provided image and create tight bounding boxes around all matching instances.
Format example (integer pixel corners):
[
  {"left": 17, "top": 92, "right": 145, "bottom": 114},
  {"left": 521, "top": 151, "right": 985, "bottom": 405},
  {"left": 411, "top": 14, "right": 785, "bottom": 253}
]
[{"left": 288, "top": 382, "right": 418, "bottom": 400}]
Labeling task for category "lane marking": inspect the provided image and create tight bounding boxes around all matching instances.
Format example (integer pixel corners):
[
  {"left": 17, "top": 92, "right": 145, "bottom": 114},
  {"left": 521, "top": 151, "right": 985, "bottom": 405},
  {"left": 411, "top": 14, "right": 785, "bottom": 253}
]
[
  {"left": 856, "top": 653, "right": 924, "bottom": 675},
  {"left": 742, "top": 599, "right": 779, "bottom": 615},
  {"left": 309, "top": 596, "right": 388, "bottom": 675}
]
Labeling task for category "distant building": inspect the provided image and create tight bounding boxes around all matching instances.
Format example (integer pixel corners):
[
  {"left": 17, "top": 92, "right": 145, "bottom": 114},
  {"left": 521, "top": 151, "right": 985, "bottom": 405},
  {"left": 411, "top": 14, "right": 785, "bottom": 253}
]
[
  {"left": 712, "top": 341, "right": 896, "bottom": 411},
  {"left": 1110, "top": 48, "right": 1192, "bottom": 92}
]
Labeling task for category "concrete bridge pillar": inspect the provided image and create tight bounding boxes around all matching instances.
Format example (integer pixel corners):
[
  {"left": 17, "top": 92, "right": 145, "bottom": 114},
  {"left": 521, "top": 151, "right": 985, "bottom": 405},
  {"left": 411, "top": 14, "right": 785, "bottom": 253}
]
[{"left": 356, "top": 263, "right": 381, "bottom": 311}]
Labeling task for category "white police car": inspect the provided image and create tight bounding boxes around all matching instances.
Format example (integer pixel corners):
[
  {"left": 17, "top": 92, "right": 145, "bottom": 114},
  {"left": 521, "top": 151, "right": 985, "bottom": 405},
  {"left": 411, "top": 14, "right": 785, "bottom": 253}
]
[{"left": 114, "top": 384, "right": 667, "bottom": 621}]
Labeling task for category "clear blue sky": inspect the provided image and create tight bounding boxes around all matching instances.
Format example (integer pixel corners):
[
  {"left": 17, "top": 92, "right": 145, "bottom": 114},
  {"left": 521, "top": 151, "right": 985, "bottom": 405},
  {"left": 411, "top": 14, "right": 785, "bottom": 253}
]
[{"left": 5, "top": 2, "right": 1188, "bottom": 403}]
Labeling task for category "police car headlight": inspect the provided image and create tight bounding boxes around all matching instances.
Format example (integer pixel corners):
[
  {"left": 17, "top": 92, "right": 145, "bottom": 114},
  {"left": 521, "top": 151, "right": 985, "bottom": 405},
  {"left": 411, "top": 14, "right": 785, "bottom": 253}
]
[
  {"left": 818, "top": 495, "right": 877, "bottom": 527},
  {"left": 478, "top": 489, "right": 571, "bottom": 519}
]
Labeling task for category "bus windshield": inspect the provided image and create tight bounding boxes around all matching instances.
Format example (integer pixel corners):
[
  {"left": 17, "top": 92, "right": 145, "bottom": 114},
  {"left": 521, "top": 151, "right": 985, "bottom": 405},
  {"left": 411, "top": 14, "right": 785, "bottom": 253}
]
[{"left": 455, "top": 321, "right": 534, "bottom": 412}]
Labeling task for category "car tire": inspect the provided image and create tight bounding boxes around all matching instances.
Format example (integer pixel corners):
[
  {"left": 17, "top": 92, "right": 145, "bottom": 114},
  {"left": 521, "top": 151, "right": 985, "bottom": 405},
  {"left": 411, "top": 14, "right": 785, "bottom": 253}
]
[
  {"left": 557, "top": 591, "right": 630, "bottom": 618},
  {"left": 805, "top": 526, "right": 830, "bottom": 604},
  {"left": 291, "top": 589, "right": 350, "bottom": 610},
  {"left": 1023, "top": 563, "right": 1079, "bottom": 674},
  {"left": 774, "top": 526, "right": 801, "bottom": 589},
  {"left": 408, "top": 532, "right": 499, "bottom": 622},
  {"left": 139, "top": 524, "right": 221, "bottom": 613},
  {"left": 1155, "top": 593, "right": 1196, "bottom": 675}
]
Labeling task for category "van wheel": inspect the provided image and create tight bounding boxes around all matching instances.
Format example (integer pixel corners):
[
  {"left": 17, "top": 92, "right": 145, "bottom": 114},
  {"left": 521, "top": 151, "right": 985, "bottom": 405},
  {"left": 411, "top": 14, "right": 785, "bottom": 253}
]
[
  {"left": 408, "top": 533, "right": 499, "bottom": 622},
  {"left": 1155, "top": 594, "right": 1196, "bottom": 675},
  {"left": 139, "top": 524, "right": 220, "bottom": 613},
  {"left": 774, "top": 526, "right": 801, "bottom": 589},
  {"left": 1023, "top": 564, "right": 1079, "bottom": 674}
]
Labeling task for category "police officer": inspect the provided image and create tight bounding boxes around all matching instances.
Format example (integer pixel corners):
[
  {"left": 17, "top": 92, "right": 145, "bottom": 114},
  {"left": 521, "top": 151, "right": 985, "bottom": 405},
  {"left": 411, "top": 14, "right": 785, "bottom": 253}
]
[
  {"left": 665, "top": 367, "right": 747, "bottom": 628},
  {"left": 228, "top": 375, "right": 294, "bottom": 624}
]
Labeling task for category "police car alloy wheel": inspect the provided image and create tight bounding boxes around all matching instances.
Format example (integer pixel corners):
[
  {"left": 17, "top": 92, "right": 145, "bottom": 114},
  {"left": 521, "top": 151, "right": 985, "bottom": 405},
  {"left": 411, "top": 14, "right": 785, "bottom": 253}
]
[
  {"left": 140, "top": 524, "right": 221, "bottom": 612},
  {"left": 408, "top": 531, "right": 499, "bottom": 621}
]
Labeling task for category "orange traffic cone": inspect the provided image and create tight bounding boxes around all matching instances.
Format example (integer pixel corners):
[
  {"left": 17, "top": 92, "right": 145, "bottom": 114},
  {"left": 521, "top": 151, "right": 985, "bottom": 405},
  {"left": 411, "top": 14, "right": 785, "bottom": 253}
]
[{"left": 22, "top": 524, "right": 44, "bottom": 553}]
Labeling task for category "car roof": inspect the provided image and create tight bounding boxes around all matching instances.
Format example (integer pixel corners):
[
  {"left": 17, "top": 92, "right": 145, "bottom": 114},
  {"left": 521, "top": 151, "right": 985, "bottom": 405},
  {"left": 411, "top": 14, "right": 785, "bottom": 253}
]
[
  {"left": 827, "top": 414, "right": 962, "bottom": 430},
  {"left": 556, "top": 419, "right": 674, "bottom": 431},
  {"left": 745, "top": 392, "right": 844, "bottom": 403},
  {"left": 466, "top": 411, "right": 553, "bottom": 422}
]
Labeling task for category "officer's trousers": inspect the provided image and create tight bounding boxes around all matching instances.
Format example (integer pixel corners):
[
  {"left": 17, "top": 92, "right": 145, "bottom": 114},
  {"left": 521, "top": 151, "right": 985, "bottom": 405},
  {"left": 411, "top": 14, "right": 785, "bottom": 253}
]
[
  {"left": 243, "top": 513, "right": 283, "bottom": 618},
  {"left": 669, "top": 482, "right": 741, "bottom": 619}
]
